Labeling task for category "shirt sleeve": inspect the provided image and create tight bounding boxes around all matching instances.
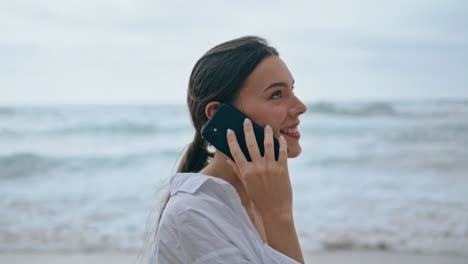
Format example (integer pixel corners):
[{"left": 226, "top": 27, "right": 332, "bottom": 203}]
[
  {"left": 175, "top": 207, "right": 252, "bottom": 264},
  {"left": 262, "top": 242, "right": 302, "bottom": 264}
]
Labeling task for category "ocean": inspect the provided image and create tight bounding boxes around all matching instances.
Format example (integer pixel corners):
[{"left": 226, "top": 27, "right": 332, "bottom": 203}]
[{"left": 1, "top": 100, "right": 467, "bottom": 255}]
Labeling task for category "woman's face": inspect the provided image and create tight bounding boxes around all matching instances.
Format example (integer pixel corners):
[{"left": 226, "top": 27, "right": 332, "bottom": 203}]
[{"left": 233, "top": 56, "right": 307, "bottom": 158}]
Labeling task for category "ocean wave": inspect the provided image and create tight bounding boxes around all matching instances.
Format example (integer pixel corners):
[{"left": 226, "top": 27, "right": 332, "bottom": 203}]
[
  {"left": 0, "top": 129, "right": 19, "bottom": 137},
  {"left": 1, "top": 123, "right": 189, "bottom": 138},
  {"left": 384, "top": 126, "right": 468, "bottom": 144},
  {"left": 310, "top": 102, "right": 397, "bottom": 117},
  {"left": 49, "top": 122, "right": 189, "bottom": 136},
  {"left": 319, "top": 228, "right": 468, "bottom": 255},
  {"left": 0, "top": 153, "right": 61, "bottom": 179},
  {"left": 309, "top": 152, "right": 468, "bottom": 173},
  {"left": 1, "top": 221, "right": 466, "bottom": 255},
  {"left": 0, "top": 107, "right": 15, "bottom": 116},
  {"left": 54, "top": 122, "right": 160, "bottom": 135},
  {"left": 0, "top": 150, "right": 180, "bottom": 180},
  {"left": 308, "top": 101, "right": 468, "bottom": 118}
]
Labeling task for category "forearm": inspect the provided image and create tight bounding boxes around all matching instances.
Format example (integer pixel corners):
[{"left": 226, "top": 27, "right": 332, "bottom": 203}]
[{"left": 262, "top": 212, "right": 304, "bottom": 264}]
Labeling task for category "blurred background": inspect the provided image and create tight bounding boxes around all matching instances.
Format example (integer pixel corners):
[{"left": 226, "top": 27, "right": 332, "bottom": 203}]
[{"left": 1, "top": 0, "right": 467, "bottom": 262}]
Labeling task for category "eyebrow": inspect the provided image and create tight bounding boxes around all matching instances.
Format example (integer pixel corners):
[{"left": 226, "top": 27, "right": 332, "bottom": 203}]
[{"left": 263, "top": 79, "right": 295, "bottom": 92}]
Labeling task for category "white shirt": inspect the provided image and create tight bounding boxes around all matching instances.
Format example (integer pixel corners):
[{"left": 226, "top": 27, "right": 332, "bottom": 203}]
[{"left": 149, "top": 172, "right": 301, "bottom": 264}]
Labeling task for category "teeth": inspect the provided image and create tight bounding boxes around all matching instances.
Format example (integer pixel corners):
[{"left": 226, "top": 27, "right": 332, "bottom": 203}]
[{"left": 280, "top": 127, "right": 298, "bottom": 134}]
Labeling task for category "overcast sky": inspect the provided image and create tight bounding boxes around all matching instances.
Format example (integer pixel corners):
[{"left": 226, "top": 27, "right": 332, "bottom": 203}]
[{"left": 1, "top": 0, "right": 467, "bottom": 105}]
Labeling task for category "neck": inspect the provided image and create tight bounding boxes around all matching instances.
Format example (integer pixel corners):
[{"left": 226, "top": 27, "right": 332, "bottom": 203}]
[{"left": 199, "top": 150, "right": 253, "bottom": 209}]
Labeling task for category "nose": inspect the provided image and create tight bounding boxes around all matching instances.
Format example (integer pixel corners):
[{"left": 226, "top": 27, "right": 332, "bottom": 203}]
[{"left": 289, "top": 95, "right": 307, "bottom": 117}]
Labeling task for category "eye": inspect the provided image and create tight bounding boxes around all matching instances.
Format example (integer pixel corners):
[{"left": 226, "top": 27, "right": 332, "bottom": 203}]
[{"left": 270, "top": 90, "right": 282, "bottom": 99}]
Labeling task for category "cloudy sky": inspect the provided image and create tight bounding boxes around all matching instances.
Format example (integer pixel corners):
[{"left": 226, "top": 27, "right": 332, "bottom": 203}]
[{"left": 1, "top": 0, "right": 467, "bottom": 105}]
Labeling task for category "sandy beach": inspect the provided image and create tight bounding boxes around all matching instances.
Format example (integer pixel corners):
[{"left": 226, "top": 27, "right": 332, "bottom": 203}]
[{"left": 1, "top": 251, "right": 466, "bottom": 264}]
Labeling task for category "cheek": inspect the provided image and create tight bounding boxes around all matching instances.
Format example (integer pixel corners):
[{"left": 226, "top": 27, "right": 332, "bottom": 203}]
[
  {"left": 271, "top": 111, "right": 287, "bottom": 136},
  {"left": 266, "top": 118, "right": 283, "bottom": 138},
  {"left": 266, "top": 124, "right": 281, "bottom": 138},
  {"left": 247, "top": 106, "right": 286, "bottom": 137}
]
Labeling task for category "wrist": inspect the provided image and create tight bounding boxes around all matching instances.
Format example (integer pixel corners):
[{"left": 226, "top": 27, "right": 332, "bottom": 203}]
[{"left": 260, "top": 209, "right": 294, "bottom": 222}]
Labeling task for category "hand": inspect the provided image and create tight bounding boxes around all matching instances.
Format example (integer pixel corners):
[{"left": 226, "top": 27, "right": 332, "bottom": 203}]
[{"left": 225, "top": 118, "right": 293, "bottom": 217}]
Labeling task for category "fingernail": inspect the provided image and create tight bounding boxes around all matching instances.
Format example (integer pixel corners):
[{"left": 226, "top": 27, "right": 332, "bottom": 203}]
[
  {"left": 227, "top": 129, "right": 233, "bottom": 135},
  {"left": 265, "top": 124, "right": 271, "bottom": 129},
  {"left": 280, "top": 135, "right": 285, "bottom": 141},
  {"left": 244, "top": 118, "right": 251, "bottom": 125}
]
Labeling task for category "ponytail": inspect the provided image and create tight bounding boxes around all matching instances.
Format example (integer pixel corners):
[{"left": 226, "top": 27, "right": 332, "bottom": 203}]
[{"left": 177, "top": 131, "right": 214, "bottom": 173}]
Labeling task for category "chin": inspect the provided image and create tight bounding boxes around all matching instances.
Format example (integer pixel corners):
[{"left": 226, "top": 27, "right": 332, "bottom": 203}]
[{"left": 287, "top": 145, "right": 302, "bottom": 158}]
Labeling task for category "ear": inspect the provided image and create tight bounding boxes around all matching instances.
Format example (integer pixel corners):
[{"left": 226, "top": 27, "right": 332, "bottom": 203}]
[{"left": 205, "top": 101, "right": 221, "bottom": 119}]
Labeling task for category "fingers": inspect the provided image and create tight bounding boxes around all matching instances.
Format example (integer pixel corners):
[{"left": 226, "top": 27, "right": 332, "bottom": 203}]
[
  {"left": 225, "top": 159, "right": 240, "bottom": 176},
  {"left": 278, "top": 135, "right": 288, "bottom": 167},
  {"left": 264, "top": 124, "right": 274, "bottom": 161},
  {"left": 226, "top": 129, "right": 247, "bottom": 167},
  {"left": 243, "top": 118, "right": 261, "bottom": 161}
]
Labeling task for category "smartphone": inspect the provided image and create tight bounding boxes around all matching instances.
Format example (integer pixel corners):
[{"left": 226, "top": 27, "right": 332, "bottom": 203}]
[{"left": 201, "top": 103, "right": 280, "bottom": 162}]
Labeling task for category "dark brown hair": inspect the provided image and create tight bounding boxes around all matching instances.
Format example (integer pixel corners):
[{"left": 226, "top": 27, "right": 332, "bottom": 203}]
[
  {"left": 179, "top": 35, "right": 279, "bottom": 173},
  {"left": 139, "top": 35, "right": 278, "bottom": 262}
]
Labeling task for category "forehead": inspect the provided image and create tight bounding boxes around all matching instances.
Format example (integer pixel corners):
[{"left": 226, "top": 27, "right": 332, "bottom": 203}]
[{"left": 240, "top": 56, "right": 293, "bottom": 95}]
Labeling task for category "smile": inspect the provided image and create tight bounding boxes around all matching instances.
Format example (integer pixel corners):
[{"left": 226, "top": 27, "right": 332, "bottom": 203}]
[{"left": 279, "top": 126, "right": 300, "bottom": 139}]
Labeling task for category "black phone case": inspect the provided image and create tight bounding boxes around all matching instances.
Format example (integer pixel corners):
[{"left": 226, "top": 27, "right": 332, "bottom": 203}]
[{"left": 201, "top": 103, "right": 280, "bottom": 161}]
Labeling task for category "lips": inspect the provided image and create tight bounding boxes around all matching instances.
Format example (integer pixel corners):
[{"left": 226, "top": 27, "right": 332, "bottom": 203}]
[
  {"left": 280, "top": 122, "right": 299, "bottom": 130},
  {"left": 279, "top": 122, "right": 300, "bottom": 139},
  {"left": 280, "top": 122, "right": 299, "bottom": 133},
  {"left": 280, "top": 127, "right": 298, "bottom": 134}
]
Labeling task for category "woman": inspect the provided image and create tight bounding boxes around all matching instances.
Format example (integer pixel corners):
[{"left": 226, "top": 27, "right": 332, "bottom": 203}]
[{"left": 150, "top": 35, "right": 307, "bottom": 263}]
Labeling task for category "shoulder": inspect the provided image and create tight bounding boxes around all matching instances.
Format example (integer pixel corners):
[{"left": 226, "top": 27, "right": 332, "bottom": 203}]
[
  {"left": 170, "top": 173, "right": 241, "bottom": 209},
  {"left": 164, "top": 191, "right": 240, "bottom": 229},
  {"left": 153, "top": 173, "right": 260, "bottom": 263},
  {"left": 156, "top": 181, "right": 248, "bottom": 244},
  {"left": 156, "top": 193, "right": 248, "bottom": 263},
  {"left": 166, "top": 173, "right": 244, "bottom": 224},
  {"left": 157, "top": 173, "right": 249, "bottom": 247}
]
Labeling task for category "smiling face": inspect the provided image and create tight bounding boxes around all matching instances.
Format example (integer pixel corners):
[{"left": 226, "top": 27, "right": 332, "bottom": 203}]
[{"left": 233, "top": 55, "right": 307, "bottom": 158}]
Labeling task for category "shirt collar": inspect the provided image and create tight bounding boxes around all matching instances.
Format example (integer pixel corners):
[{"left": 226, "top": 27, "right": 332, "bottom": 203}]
[{"left": 169, "top": 172, "right": 234, "bottom": 196}]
